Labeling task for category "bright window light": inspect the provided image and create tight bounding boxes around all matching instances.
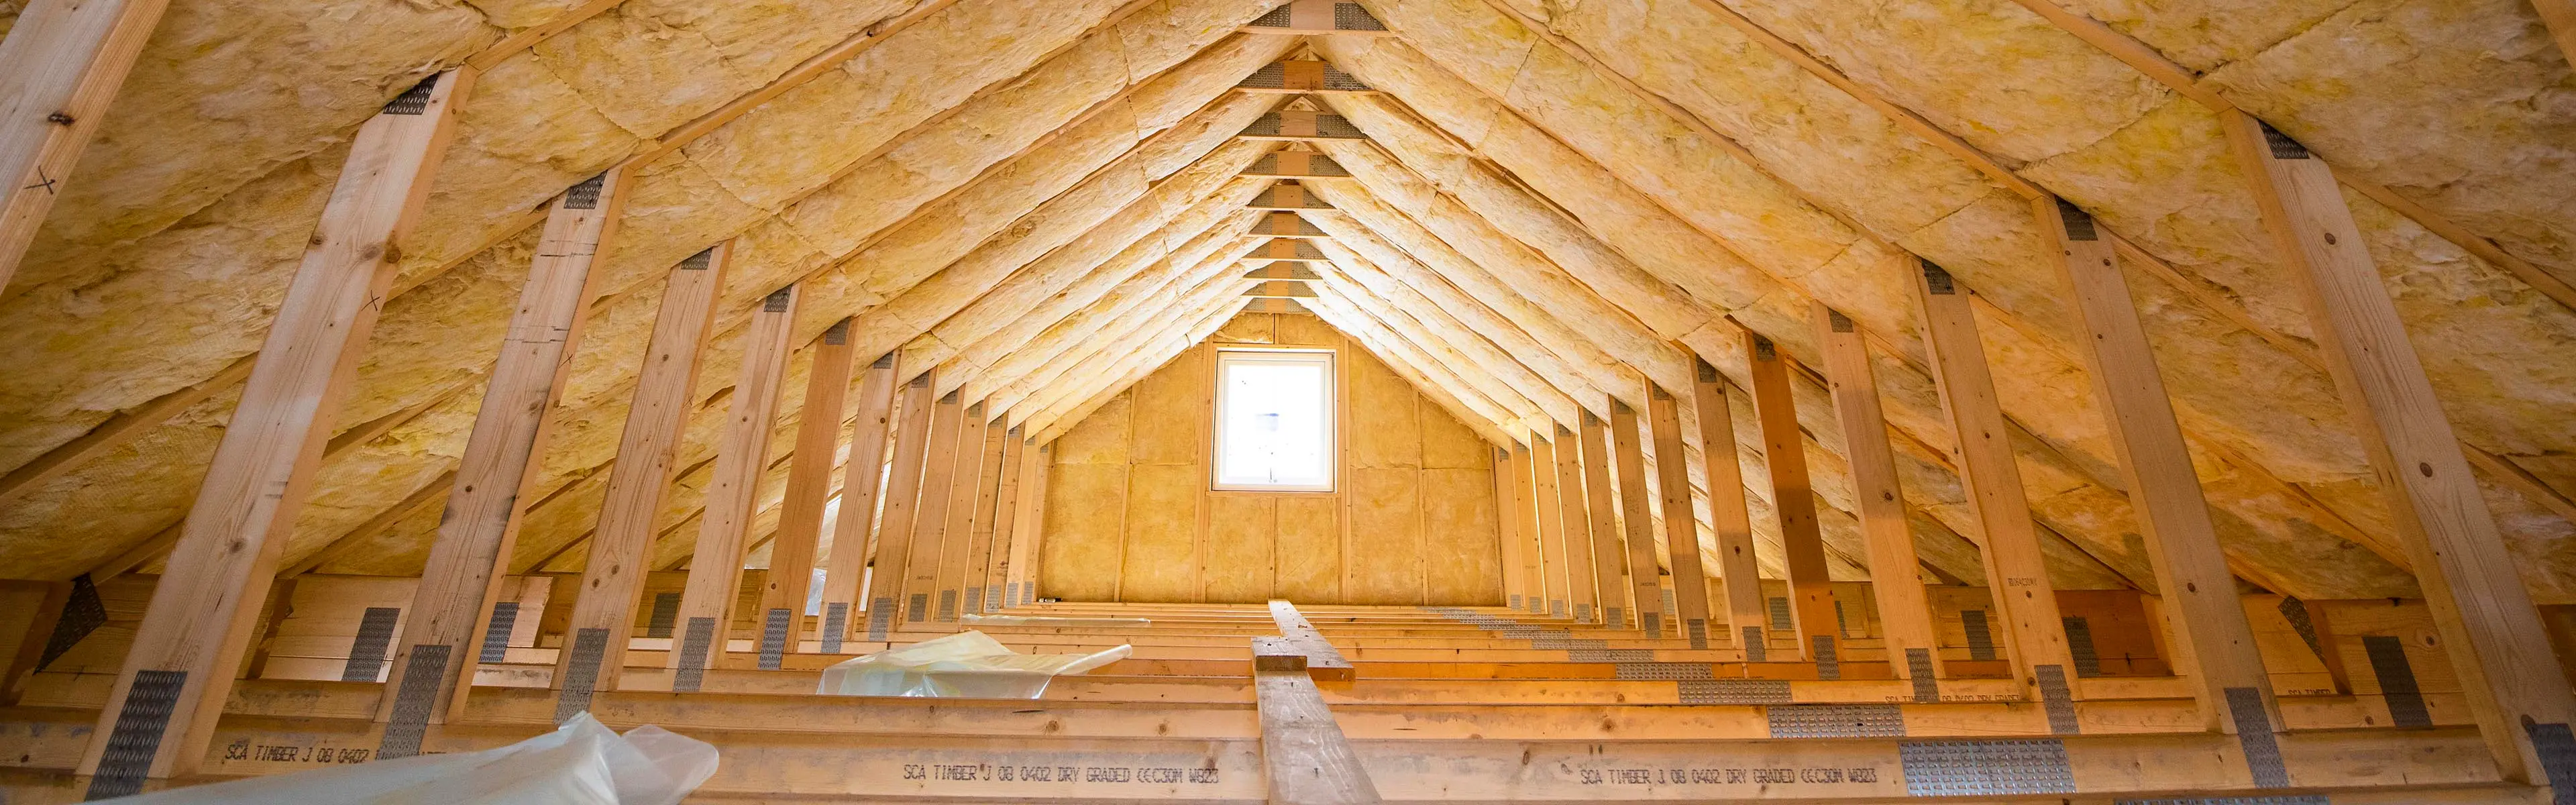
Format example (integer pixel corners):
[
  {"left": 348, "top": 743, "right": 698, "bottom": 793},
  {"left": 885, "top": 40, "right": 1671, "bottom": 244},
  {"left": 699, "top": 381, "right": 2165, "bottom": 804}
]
[{"left": 1214, "top": 350, "right": 1334, "bottom": 491}]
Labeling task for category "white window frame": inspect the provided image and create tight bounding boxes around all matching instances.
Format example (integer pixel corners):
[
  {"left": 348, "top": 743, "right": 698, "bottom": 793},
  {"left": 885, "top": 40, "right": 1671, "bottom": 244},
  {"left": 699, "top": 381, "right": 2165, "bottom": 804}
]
[{"left": 1212, "top": 348, "right": 1337, "bottom": 492}]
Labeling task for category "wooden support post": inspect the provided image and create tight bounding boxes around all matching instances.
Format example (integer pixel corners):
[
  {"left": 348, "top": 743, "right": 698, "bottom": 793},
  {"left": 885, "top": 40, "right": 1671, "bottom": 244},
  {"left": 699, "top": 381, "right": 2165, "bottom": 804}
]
[
  {"left": 669, "top": 284, "right": 800, "bottom": 684},
  {"left": 1577, "top": 412, "right": 1629, "bottom": 627},
  {"left": 1609, "top": 400, "right": 1667, "bottom": 635},
  {"left": 818, "top": 353, "right": 899, "bottom": 651},
  {"left": 1908, "top": 254, "right": 2082, "bottom": 720},
  {"left": 757, "top": 318, "right": 857, "bottom": 666},
  {"left": 1004, "top": 440, "right": 1052, "bottom": 606},
  {"left": 865, "top": 372, "right": 938, "bottom": 637},
  {"left": 977, "top": 427, "right": 1026, "bottom": 613},
  {"left": 1688, "top": 358, "right": 1768, "bottom": 659},
  {"left": 1252, "top": 637, "right": 1385, "bottom": 804},
  {"left": 1492, "top": 445, "right": 1531, "bottom": 612},
  {"left": 551, "top": 244, "right": 730, "bottom": 714},
  {"left": 1548, "top": 425, "right": 1602, "bottom": 624},
  {"left": 0, "top": 0, "right": 174, "bottom": 288},
  {"left": 1529, "top": 435, "right": 1572, "bottom": 619},
  {"left": 75, "top": 70, "right": 472, "bottom": 795},
  {"left": 898, "top": 391, "right": 967, "bottom": 628},
  {"left": 1509, "top": 441, "right": 1550, "bottom": 614},
  {"left": 1809, "top": 303, "right": 1945, "bottom": 682},
  {"left": 2226, "top": 111, "right": 2576, "bottom": 790},
  {"left": 1646, "top": 384, "right": 1715, "bottom": 649},
  {"left": 958, "top": 418, "right": 1012, "bottom": 618},
  {"left": 2034, "top": 196, "right": 2284, "bottom": 741},
  {"left": 375, "top": 168, "right": 627, "bottom": 756},
  {"left": 925, "top": 403, "right": 995, "bottom": 628},
  {"left": 1739, "top": 329, "right": 1835, "bottom": 663}
]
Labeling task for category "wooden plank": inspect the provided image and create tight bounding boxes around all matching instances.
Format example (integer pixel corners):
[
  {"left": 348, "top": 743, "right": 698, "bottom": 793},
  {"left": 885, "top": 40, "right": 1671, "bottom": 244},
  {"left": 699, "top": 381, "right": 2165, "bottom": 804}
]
[
  {"left": 1267, "top": 601, "right": 1356, "bottom": 683},
  {"left": 1739, "top": 329, "right": 1835, "bottom": 661},
  {"left": 818, "top": 352, "right": 899, "bottom": 645},
  {"left": 867, "top": 372, "right": 940, "bottom": 631},
  {"left": 1646, "top": 384, "right": 1715, "bottom": 648},
  {"left": 1808, "top": 303, "right": 1944, "bottom": 681},
  {"left": 959, "top": 416, "right": 1012, "bottom": 616},
  {"left": 1527, "top": 436, "right": 1573, "bottom": 621},
  {"left": 2033, "top": 197, "right": 2281, "bottom": 734},
  {"left": 669, "top": 285, "right": 800, "bottom": 676},
  {"left": 898, "top": 391, "right": 969, "bottom": 629},
  {"left": 1547, "top": 426, "right": 1603, "bottom": 624},
  {"left": 1006, "top": 440, "right": 1053, "bottom": 606},
  {"left": 1576, "top": 413, "right": 1629, "bottom": 627},
  {"left": 376, "top": 168, "right": 630, "bottom": 741},
  {"left": 924, "top": 403, "right": 995, "bottom": 628},
  {"left": 1250, "top": 637, "right": 1385, "bottom": 805},
  {"left": 759, "top": 317, "right": 859, "bottom": 661},
  {"left": 1508, "top": 441, "right": 1551, "bottom": 614},
  {"left": 979, "top": 427, "right": 1027, "bottom": 612},
  {"left": 74, "top": 69, "right": 473, "bottom": 792},
  {"left": 551, "top": 243, "right": 733, "bottom": 702},
  {"left": 0, "top": 0, "right": 173, "bottom": 289},
  {"left": 1688, "top": 357, "right": 1767, "bottom": 659},
  {"left": 1608, "top": 400, "right": 1668, "bottom": 635},
  {"left": 1906, "top": 254, "right": 2081, "bottom": 694},
  {"left": 2225, "top": 111, "right": 2576, "bottom": 788},
  {"left": 1491, "top": 445, "right": 1530, "bottom": 612}
]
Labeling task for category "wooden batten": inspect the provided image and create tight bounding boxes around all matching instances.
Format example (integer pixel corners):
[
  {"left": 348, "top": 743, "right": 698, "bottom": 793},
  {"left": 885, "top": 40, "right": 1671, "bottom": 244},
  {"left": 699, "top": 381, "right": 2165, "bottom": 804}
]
[
  {"left": 1250, "top": 638, "right": 1385, "bottom": 804},
  {"left": 1576, "top": 413, "right": 1629, "bottom": 627},
  {"left": 1528, "top": 437, "right": 1573, "bottom": 619},
  {"left": 1907, "top": 254, "right": 2081, "bottom": 698},
  {"left": 1607, "top": 400, "right": 1667, "bottom": 635},
  {"left": 1686, "top": 357, "right": 1766, "bottom": 659},
  {"left": 1739, "top": 329, "right": 1835, "bottom": 662},
  {"left": 554, "top": 256, "right": 734, "bottom": 712},
  {"left": 921, "top": 403, "right": 995, "bottom": 628},
  {"left": 74, "top": 69, "right": 472, "bottom": 793},
  {"left": 865, "top": 372, "right": 939, "bottom": 634},
  {"left": 374, "top": 167, "right": 629, "bottom": 749},
  {"left": 669, "top": 284, "right": 802, "bottom": 680},
  {"left": 1509, "top": 441, "right": 1550, "bottom": 614},
  {"left": 0, "top": 0, "right": 177, "bottom": 289},
  {"left": 1807, "top": 303, "right": 1945, "bottom": 681},
  {"left": 897, "top": 391, "right": 967, "bottom": 629},
  {"left": 1002, "top": 440, "right": 1052, "bottom": 606},
  {"left": 1234, "top": 59, "right": 1377, "bottom": 94},
  {"left": 818, "top": 352, "right": 900, "bottom": 648},
  {"left": 1491, "top": 445, "right": 1530, "bottom": 612},
  {"left": 954, "top": 414, "right": 1010, "bottom": 618},
  {"left": 1244, "top": 150, "right": 1350, "bottom": 178},
  {"left": 1548, "top": 425, "right": 1603, "bottom": 623},
  {"left": 1239, "top": 0, "right": 1395, "bottom": 36},
  {"left": 977, "top": 427, "right": 1026, "bottom": 613},
  {"left": 2225, "top": 111, "right": 2576, "bottom": 788},
  {"left": 1245, "top": 280, "right": 1319, "bottom": 299},
  {"left": 758, "top": 317, "right": 859, "bottom": 665},
  {"left": 1644, "top": 384, "right": 1715, "bottom": 649}
]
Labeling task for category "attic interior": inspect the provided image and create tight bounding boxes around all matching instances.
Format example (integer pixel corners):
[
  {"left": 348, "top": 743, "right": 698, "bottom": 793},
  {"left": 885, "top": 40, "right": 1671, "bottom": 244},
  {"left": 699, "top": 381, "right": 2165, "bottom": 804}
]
[{"left": 1, "top": 0, "right": 2575, "bottom": 800}]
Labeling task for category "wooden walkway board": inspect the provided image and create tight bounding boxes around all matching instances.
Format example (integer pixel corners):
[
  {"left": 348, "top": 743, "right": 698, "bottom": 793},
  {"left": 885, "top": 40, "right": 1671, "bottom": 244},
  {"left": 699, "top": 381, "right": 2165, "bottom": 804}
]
[
  {"left": 1269, "top": 600, "right": 1356, "bottom": 682},
  {"left": 1252, "top": 637, "right": 1385, "bottom": 805}
]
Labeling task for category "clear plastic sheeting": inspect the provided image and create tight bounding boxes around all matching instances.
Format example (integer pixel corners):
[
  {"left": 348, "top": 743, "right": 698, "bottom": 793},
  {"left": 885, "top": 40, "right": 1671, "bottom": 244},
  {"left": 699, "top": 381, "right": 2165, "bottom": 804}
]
[
  {"left": 818, "top": 630, "right": 1130, "bottom": 698},
  {"left": 99, "top": 714, "right": 716, "bottom": 804},
  {"left": 961, "top": 613, "right": 1151, "bottom": 627}
]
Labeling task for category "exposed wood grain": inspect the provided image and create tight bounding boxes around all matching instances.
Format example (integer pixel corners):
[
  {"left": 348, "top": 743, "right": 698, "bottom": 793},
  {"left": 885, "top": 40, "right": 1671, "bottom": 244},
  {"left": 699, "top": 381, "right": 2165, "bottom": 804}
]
[
  {"left": 759, "top": 318, "right": 859, "bottom": 656},
  {"left": 0, "top": 0, "right": 173, "bottom": 290},
  {"left": 1807, "top": 303, "right": 1943, "bottom": 680},
  {"left": 1607, "top": 400, "right": 1666, "bottom": 635},
  {"left": 1685, "top": 356, "right": 1766, "bottom": 659},
  {"left": 1251, "top": 637, "right": 1384, "bottom": 804},
  {"left": 670, "top": 284, "right": 802, "bottom": 672},
  {"left": 1644, "top": 384, "right": 1714, "bottom": 648},
  {"left": 1738, "top": 328, "right": 1834, "bottom": 659}
]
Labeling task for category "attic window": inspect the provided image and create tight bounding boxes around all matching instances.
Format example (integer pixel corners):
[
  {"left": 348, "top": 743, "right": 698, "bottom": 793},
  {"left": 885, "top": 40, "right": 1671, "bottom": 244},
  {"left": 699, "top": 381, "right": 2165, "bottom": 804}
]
[{"left": 1213, "top": 350, "right": 1335, "bottom": 491}]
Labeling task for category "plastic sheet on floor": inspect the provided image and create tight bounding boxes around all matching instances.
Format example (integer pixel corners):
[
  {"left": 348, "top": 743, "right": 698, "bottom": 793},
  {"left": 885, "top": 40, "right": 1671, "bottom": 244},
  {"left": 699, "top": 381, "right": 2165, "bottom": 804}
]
[
  {"left": 818, "top": 629, "right": 1130, "bottom": 698},
  {"left": 99, "top": 713, "right": 716, "bottom": 804},
  {"left": 961, "top": 612, "right": 1150, "bottom": 627}
]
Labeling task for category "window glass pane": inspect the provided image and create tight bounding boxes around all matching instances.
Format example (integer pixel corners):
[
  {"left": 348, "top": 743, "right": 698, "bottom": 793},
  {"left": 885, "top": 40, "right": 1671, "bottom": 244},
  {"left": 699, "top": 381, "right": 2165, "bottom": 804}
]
[{"left": 1215, "top": 351, "right": 1333, "bottom": 490}]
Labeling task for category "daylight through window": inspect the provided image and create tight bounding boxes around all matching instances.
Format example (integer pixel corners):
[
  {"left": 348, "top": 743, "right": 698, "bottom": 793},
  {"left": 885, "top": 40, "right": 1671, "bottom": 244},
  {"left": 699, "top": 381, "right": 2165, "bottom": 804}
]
[{"left": 1213, "top": 350, "right": 1334, "bottom": 491}]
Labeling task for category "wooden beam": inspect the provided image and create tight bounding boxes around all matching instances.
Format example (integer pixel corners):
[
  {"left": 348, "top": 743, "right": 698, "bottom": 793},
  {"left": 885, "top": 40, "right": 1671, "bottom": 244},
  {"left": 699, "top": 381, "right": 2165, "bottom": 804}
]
[
  {"left": 922, "top": 402, "right": 994, "bottom": 629},
  {"left": 959, "top": 415, "right": 1012, "bottom": 616},
  {"left": 1250, "top": 638, "right": 1385, "bottom": 805},
  {"left": 74, "top": 69, "right": 472, "bottom": 795},
  {"left": 1907, "top": 254, "right": 2082, "bottom": 706},
  {"left": 372, "top": 168, "right": 629, "bottom": 753},
  {"left": 1808, "top": 303, "right": 1945, "bottom": 682},
  {"left": 1239, "top": 110, "right": 1368, "bottom": 142},
  {"left": 1267, "top": 601, "right": 1356, "bottom": 683},
  {"left": 865, "top": 372, "right": 939, "bottom": 637},
  {"left": 2226, "top": 111, "right": 2576, "bottom": 790},
  {"left": 1240, "top": 0, "right": 1395, "bottom": 36},
  {"left": 1244, "top": 237, "right": 1329, "bottom": 264},
  {"left": 1244, "top": 150, "right": 1350, "bottom": 178},
  {"left": 1607, "top": 400, "right": 1667, "bottom": 635},
  {"left": 1235, "top": 58, "right": 1375, "bottom": 94},
  {"left": 1687, "top": 357, "right": 1768, "bottom": 659},
  {"left": 1576, "top": 412, "right": 1629, "bottom": 627},
  {"left": 1245, "top": 280, "right": 1318, "bottom": 299},
  {"left": 1739, "top": 329, "right": 1835, "bottom": 662},
  {"left": 1527, "top": 435, "right": 1573, "bottom": 620},
  {"left": 0, "top": 0, "right": 172, "bottom": 290},
  {"left": 898, "top": 390, "right": 967, "bottom": 629},
  {"left": 759, "top": 318, "right": 858, "bottom": 665},
  {"left": 1250, "top": 182, "right": 1333, "bottom": 211},
  {"left": 669, "top": 284, "right": 800, "bottom": 683},
  {"left": 1491, "top": 445, "right": 1530, "bottom": 612},
  {"left": 1250, "top": 211, "right": 1328, "bottom": 239},
  {"left": 551, "top": 243, "right": 732, "bottom": 711},
  {"left": 1507, "top": 441, "right": 1550, "bottom": 614},
  {"left": 1245, "top": 261, "right": 1322, "bottom": 280},
  {"left": 977, "top": 427, "right": 1026, "bottom": 613},
  {"left": 1547, "top": 425, "right": 1603, "bottom": 624},
  {"left": 1645, "top": 384, "right": 1715, "bottom": 649},
  {"left": 1004, "top": 439, "right": 1053, "bottom": 606},
  {"left": 2033, "top": 197, "right": 2283, "bottom": 737},
  {"left": 818, "top": 352, "right": 899, "bottom": 649}
]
